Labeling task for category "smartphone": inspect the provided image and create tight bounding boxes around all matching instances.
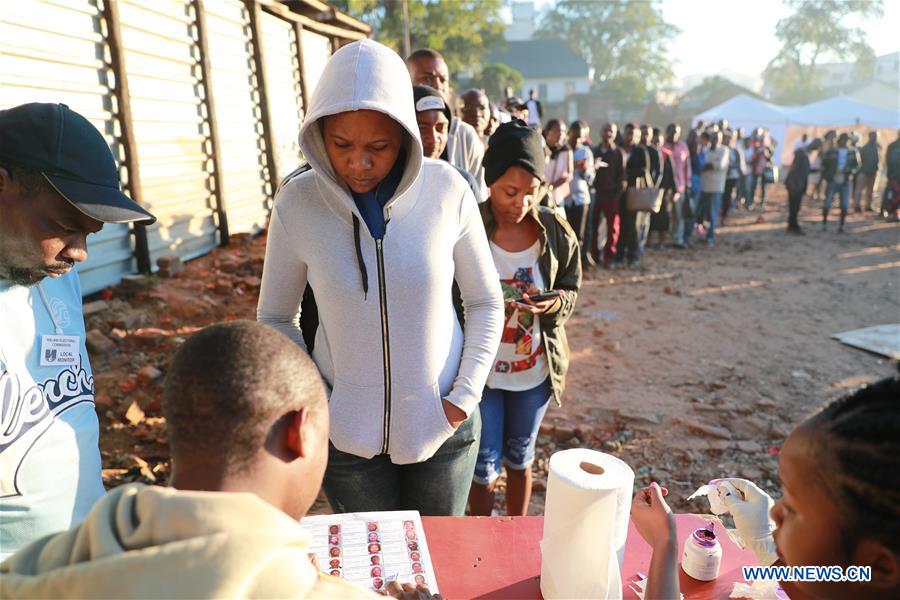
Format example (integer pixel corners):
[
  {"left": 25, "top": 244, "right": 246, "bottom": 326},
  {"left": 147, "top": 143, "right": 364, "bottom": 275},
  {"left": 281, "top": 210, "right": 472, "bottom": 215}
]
[{"left": 513, "top": 290, "right": 560, "bottom": 303}]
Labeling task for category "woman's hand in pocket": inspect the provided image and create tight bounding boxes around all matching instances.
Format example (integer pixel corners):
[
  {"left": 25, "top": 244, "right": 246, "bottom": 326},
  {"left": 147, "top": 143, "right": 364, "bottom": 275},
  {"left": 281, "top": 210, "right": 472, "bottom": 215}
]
[{"left": 441, "top": 399, "right": 467, "bottom": 429}]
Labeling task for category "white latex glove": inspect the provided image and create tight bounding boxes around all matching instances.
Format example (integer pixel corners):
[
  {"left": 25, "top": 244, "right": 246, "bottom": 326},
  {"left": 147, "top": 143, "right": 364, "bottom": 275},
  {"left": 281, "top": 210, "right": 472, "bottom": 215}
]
[{"left": 718, "top": 478, "right": 779, "bottom": 566}]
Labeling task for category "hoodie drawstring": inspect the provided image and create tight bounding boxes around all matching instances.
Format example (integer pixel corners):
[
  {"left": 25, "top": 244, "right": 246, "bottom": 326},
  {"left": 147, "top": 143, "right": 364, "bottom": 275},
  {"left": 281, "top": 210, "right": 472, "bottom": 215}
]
[{"left": 352, "top": 213, "right": 369, "bottom": 300}]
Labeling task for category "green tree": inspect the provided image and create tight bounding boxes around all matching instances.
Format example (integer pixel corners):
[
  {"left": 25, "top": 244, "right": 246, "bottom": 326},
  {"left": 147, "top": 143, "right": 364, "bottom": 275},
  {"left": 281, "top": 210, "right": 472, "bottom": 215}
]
[
  {"left": 535, "top": 0, "right": 678, "bottom": 103},
  {"left": 764, "top": 0, "right": 884, "bottom": 104},
  {"left": 332, "top": 0, "right": 506, "bottom": 83},
  {"left": 467, "top": 63, "right": 524, "bottom": 100}
]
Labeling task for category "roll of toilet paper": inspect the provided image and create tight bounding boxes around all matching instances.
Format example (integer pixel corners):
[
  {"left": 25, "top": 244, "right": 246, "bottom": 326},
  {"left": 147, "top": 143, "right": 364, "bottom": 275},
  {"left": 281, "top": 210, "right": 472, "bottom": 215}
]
[{"left": 540, "top": 448, "right": 635, "bottom": 600}]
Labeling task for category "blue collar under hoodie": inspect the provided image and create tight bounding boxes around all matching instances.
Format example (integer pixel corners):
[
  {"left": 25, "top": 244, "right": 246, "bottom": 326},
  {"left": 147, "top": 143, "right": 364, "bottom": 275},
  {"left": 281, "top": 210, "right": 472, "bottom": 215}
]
[{"left": 351, "top": 148, "right": 407, "bottom": 241}]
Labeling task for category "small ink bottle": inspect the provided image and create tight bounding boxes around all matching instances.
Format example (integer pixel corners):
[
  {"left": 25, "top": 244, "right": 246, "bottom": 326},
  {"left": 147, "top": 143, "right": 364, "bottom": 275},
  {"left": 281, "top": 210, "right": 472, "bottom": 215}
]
[{"left": 681, "top": 522, "right": 722, "bottom": 581}]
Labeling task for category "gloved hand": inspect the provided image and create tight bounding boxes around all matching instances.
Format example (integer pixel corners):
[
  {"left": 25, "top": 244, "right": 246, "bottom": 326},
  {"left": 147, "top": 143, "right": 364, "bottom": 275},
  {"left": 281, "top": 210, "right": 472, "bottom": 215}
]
[{"left": 718, "top": 478, "right": 779, "bottom": 566}]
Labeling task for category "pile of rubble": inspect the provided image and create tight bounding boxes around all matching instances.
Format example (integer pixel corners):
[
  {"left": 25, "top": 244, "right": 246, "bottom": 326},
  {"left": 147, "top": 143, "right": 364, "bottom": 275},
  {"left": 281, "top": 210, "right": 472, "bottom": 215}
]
[{"left": 85, "top": 235, "right": 265, "bottom": 488}]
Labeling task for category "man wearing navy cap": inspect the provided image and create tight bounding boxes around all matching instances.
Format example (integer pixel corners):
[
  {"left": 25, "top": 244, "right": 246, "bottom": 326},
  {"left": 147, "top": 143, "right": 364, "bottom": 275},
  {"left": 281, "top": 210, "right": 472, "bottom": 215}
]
[{"left": 0, "top": 102, "right": 156, "bottom": 557}]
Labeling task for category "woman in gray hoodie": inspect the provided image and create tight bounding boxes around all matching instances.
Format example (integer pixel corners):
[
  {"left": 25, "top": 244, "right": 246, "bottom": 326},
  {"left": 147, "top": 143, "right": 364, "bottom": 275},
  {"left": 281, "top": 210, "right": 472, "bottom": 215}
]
[{"left": 257, "top": 40, "right": 503, "bottom": 515}]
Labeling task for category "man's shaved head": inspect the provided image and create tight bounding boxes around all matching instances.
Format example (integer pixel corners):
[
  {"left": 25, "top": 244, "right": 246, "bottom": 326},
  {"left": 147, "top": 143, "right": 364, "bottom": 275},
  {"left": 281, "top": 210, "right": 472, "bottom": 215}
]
[
  {"left": 164, "top": 320, "right": 326, "bottom": 475},
  {"left": 407, "top": 48, "right": 444, "bottom": 63},
  {"left": 407, "top": 48, "right": 450, "bottom": 96}
]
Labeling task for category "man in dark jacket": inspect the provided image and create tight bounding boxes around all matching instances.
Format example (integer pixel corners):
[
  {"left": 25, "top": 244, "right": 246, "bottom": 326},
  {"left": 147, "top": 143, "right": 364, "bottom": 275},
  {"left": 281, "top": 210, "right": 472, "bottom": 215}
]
[
  {"left": 619, "top": 125, "right": 662, "bottom": 265},
  {"left": 785, "top": 139, "right": 821, "bottom": 234},
  {"left": 887, "top": 131, "right": 900, "bottom": 183},
  {"left": 882, "top": 131, "right": 900, "bottom": 219},
  {"left": 821, "top": 133, "right": 860, "bottom": 233},
  {"left": 854, "top": 131, "right": 880, "bottom": 213},
  {"left": 591, "top": 122, "right": 626, "bottom": 267}
]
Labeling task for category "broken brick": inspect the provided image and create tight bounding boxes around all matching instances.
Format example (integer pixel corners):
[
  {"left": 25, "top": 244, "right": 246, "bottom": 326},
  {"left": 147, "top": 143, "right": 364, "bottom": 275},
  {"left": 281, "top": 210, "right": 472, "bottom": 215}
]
[
  {"left": 137, "top": 365, "right": 163, "bottom": 384},
  {"left": 83, "top": 299, "right": 109, "bottom": 316},
  {"left": 736, "top": 441, "right": 763, "bottom": 453},
  {"left": 238, "top": 275, "right": 262, "bottom": 289},
  {"left": 217, "top": 256, "right": 240, "bottom": 273},
  {"left": 108, "top": 328, "right": 127, "bottom": 343},
  {"left": 707, "top": 439, "right": 731, "bottom": 451},
  {"left": 86, "top": 329, "right": 116, "bottom": 355},
  {"left": 119, "top": 374, "right": 139, "bottom": 393},
  {"left": 94, "top": 392, "right": 114, "bottom": 408},
  {"left": 686, "top": 421, "right": 732, "bottom": 440},
  {"left": 156, "top": 254, "right": 184, "bottom": 278},
  {"left": 110, "top": 309, "right": 145, "bottom": 330},
  {"left": 131, "top": 328, "right": 172, "bottom": 347},
  {"left": 214, "top": 279, "right": 233, "bottom": 296}
]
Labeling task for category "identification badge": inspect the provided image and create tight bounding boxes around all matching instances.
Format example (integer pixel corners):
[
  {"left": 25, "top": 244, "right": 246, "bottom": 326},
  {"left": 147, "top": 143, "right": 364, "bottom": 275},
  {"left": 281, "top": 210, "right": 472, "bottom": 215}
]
[{"left": 39, "top": 334, "right": 80, "bottom": 366}]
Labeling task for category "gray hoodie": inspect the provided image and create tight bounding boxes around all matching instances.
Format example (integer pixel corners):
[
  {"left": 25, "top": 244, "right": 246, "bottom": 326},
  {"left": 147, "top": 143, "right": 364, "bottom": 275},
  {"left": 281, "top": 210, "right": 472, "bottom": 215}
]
[{"left": 257, "top": 40, "right": 503, "bottom": 465}]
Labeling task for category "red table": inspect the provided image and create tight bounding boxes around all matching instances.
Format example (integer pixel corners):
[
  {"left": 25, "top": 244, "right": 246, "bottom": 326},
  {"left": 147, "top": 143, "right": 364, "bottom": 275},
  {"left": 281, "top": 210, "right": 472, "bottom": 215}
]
[{"left": 422, "top": 514, "right": 757, "bottom": 599}]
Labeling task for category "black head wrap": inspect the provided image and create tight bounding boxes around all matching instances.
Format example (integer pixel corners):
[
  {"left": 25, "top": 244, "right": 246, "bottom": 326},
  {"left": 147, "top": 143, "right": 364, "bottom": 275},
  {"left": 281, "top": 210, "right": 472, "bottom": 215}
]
[{"left": 483, "top": 119, "right": 545, "bottom": 186}]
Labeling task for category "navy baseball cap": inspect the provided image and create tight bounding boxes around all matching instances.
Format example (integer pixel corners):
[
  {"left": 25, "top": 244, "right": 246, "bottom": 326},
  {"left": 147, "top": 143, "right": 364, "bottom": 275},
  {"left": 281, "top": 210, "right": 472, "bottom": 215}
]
[{"left": 0, "top": 102, "right": 156, "bottom": 225}]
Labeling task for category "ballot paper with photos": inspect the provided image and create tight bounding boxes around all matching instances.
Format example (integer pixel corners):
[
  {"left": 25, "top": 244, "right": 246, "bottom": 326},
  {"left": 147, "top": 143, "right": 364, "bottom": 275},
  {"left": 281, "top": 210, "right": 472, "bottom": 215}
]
[{"left": 300, "top": 510, "right": 438, "bottom": 594}]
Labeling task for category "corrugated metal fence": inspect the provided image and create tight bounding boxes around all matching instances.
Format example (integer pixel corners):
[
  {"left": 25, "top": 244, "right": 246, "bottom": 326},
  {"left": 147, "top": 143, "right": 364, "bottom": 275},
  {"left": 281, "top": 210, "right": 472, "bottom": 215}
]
[{"left": 0, "top": 0, "right": 368, "bottom": 294}]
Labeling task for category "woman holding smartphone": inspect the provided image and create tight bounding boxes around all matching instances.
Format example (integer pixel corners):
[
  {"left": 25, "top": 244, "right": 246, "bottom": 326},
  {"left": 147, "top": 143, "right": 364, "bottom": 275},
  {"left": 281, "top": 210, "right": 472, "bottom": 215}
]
[{"left": 468, "top": 120, "right": 582, "bottom": 516}]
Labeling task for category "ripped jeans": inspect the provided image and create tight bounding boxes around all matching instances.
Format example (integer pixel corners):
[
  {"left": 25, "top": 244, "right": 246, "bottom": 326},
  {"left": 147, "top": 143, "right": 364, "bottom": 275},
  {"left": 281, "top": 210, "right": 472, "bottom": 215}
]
[{"left": 473, "top": 378, "right": 552, "bottom": 485}]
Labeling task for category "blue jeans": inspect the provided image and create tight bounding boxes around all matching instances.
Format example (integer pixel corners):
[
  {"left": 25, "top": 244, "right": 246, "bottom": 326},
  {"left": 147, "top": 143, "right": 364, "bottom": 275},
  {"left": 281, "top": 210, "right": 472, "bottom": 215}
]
[
  {"left": 636, "top": 211, "right": 650, "bottom": 255},
  {"left": 747, "top": 174, "right": 767, "bottom": 208},
  {"left": 740, "top": 174, "right": 752, "bottom": 208},
  {"left": 824, "top": 180, "right": 851, "bottom": 215},
  {"left": 736, "top": 173, "right": 750, "bottom": 207},
  {"left": 669, "top": 190, "right": 685, "bottom": 245},
  {"left": 699, "top": 192, "right": 723, "bottom": 241},
  {"left": 322, "top": 410, "right": 480, "bottom": 516},
  {"left": 474, "top": 378, "right": 552, "bottom": 485},
  {"left": 683, "top": 183, "right": 702, "bottom": 242}
]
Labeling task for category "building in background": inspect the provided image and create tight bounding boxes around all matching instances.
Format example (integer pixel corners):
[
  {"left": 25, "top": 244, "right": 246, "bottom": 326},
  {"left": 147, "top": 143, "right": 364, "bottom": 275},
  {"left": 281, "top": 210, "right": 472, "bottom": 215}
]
[
  {"left": 761, "top": 51, "right": 899, "bottom": 109},
  {"left": 815, "top": 51, "right": 899, "bottom": 112},
  {"left": 504, "top": 0, "right": 536, "bottom": 42},
  {"left": 487, "top": 0, "right": 591, "bottom": 115},
  {"left": 0, "top": 0, "right": 368, "bottom": 294},
  {"left": 814, "top": 51, "right": 899, "bottom": 91},
  {"left": 487, "top": 39, "right": 591, "bottom": 105}
]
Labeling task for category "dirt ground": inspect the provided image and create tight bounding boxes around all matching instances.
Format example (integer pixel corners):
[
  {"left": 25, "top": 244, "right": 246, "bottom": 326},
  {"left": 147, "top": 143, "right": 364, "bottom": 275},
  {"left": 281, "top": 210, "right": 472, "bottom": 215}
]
[{"left": 85, "top": 187, "right": 899, "bottom": 516}]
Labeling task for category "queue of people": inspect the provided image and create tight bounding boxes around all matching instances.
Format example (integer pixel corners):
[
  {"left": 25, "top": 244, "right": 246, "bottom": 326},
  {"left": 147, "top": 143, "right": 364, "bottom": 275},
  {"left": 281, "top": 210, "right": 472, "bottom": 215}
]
[
  {"left": 784, "top": 128, "right": 900, "bottom": 232},
  {"left": 2, "top": 38, "right": 899, "bottom": 599}
]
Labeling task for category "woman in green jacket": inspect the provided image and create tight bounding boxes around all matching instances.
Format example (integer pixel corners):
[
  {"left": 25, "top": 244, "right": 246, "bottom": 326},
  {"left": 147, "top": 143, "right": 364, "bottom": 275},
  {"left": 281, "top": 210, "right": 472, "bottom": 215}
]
[{"left": 468, "top": 120, "right": 582, "bottom": 516}]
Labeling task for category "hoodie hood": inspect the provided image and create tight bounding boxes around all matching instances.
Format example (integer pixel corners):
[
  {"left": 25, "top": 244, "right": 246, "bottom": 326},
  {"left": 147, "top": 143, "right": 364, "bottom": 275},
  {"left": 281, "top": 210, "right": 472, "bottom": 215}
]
[{"left": 299, "top": 39, "right": 424, "bottom": 221}]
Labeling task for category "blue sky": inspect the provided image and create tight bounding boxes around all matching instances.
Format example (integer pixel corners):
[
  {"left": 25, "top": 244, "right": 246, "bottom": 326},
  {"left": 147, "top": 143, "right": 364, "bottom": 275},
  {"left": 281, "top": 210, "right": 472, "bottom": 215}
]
[{"left": 522, "top": 0, "right": 900, "bottom": 91}]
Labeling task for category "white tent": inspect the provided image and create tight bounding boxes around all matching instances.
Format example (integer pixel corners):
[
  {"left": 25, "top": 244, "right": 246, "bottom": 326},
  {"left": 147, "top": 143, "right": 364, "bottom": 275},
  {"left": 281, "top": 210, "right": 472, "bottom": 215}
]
[
  {"left": 695, "top": 94, "right": 795, "bottom": 164},
  {"left": 784, "top": 96, "right": 899, "bottom": 129},
  {"left": 847, "top": 81, "right": 900, "bottom": 112},
  {"left": 696, "top": 93, "right": 900, "bottom": 165}
]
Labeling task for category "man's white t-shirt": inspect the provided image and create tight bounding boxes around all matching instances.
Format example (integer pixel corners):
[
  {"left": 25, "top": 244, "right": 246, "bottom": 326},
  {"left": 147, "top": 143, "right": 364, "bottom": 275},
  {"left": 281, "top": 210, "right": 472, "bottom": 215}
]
[
  {"left": 526, "top": 99, "right": 540, "bottom": 127},
  {"left": 0, "top": 269, "right": 104, "bottom": 558},
  {"left": 486, "top": 241, "right": 549, "bottom": 391}
]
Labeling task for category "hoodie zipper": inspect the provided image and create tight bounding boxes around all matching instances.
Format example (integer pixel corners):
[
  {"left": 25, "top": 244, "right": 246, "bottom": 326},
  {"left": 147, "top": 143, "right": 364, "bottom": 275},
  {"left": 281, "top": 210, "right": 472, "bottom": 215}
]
[{"left": 376, "top": 228, "right": 392, "bottom": 454}]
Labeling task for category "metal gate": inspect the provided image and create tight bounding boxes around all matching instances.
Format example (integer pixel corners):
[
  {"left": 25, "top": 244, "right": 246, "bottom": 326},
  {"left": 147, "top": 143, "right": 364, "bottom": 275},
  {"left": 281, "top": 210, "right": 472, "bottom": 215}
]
[
  {"left": 300, "top": 27, "right": 332, "bottom": 100},
  {"left": 259, "top": 11, "right": 303, "bottom": 182},
  {"left": 117, "top": 0, "right": 219, "bottom": 265},
  {"left": 204, "top": 0, "right": 270, "bottom": 234}
]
